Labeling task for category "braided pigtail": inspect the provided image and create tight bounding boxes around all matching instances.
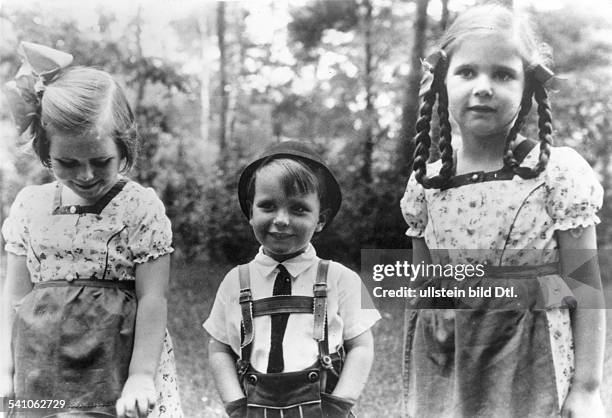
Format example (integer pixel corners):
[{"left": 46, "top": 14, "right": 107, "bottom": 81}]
[
  {"left": 413, "top": 51, "right": 452, "bottom": 189},
  {"left": 532, "top": 81, "right": 552, "bottom": 174},
  {"left": 503, "top": 75, "right": 534, "bottom": 170},
  {"left": 436, "top": 76, "right": 454, "bottom": 181},
  {"left": 413, "top": 80, "right": 437, "bottom": 186},
  {"left": 511, "top": 70, "right": 553, "bottom": 180}
]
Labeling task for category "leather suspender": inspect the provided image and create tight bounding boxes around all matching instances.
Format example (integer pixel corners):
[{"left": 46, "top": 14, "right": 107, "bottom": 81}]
[{"left": 237, "top": 260, "right": 331, "bottom": 365}]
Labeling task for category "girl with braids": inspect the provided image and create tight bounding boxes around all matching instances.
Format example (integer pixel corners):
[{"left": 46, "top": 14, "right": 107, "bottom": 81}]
[
  {"left": 1, "top": 42, "right": 182, "bottom": 417},
  {"left": 400, "top": 5, "right": 605, "bottom": 418}
]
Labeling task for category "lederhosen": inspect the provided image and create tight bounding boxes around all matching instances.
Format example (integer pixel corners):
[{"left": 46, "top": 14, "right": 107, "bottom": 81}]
[
  {"left": 235, "top": 260, "right": 348, "bottom": 417},
  {"left": 403, "top": 141, "right": 578, "bottom": 418},
  {"left": 10, "top": 180, "right": 137, "bottom": 418}
]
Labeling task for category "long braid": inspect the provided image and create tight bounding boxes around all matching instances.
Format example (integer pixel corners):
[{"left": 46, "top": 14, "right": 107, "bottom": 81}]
[
  {"left": 413, "top": 53, "right": 452, "bottom": 189},
  {"left": 503, "top": 75, "right": 534, "bottom": 169},
  {"left": 532, "top": 81, "right": 552, "bottom": 174},
  {"left": 412, "top": 81, "right": 437, "bottom": 185},
  {"left": 436, "top": 74, "right": 453, "bottom": 180}
]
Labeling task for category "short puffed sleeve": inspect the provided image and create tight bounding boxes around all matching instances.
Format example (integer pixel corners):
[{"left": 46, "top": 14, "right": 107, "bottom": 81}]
[
  {"left": 545, "top": 147, "right": 603, "bottom": 231},
  {"left": 2, "top": 186, "right": 34, "bottom": 256},
  {"left": 400, "top": 173, "right": 428, "bottom": 238},
  {"left": 126, "top": 185, "right": 174, "bottom": 263}
]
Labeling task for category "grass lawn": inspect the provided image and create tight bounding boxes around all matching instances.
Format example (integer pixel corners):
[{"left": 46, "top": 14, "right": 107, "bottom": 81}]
[{"left": 169, "top": 260, "right": 612, "bottom": 418}]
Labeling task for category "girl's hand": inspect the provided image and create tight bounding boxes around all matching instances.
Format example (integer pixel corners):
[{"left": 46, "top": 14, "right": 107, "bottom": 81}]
[
  {"left": 560, "top": 386, "right": 605, "bottom": 418},
  {"left": 116, "top": 374, "right": 157, "bottom": 418}
]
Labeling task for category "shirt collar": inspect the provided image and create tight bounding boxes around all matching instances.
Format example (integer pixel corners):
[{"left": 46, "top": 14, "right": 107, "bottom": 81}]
[{"left": 253, "top": 243, "right": 318, "bottom": 279}]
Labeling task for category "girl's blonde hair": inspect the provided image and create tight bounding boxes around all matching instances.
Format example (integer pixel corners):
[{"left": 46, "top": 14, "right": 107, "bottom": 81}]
[
  {"left": 33, "top": 66, "right": 138, "bottom": 170},
  {"left": 413, "top": 5, "right": 554, "bottom": 189}
]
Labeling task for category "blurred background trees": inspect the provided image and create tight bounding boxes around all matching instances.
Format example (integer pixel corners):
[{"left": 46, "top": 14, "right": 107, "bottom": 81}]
[{"left": 1, "top": 0, "right": 611, "bottom": 265}]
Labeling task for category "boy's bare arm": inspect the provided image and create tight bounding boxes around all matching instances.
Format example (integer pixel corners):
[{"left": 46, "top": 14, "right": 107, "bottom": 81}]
[
  {"left": 208, "top": 338, "right": 246, "bottom": 402},
  {"left": 330, "top": 329, "right": 374, "bottom": 402}
]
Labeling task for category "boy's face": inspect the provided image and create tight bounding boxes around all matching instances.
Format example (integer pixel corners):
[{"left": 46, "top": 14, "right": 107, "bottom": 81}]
[{"left": 249, "top": 171, "right": 327, "bottom": 262}]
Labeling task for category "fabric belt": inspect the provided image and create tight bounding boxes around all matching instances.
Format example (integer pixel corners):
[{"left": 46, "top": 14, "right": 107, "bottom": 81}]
[
  {"left": 33, "top": 279, "right": 136, "bottom": 290},
  {"left": 483, "top": 262, "right": 560, "bottom": 279}
]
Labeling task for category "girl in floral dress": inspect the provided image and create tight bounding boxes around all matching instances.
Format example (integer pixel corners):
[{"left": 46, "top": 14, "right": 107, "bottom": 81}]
[
  {"left": 1, "top": 42, "right": 182, "bottom": 417},
  {"left": 401, "top": 5, "right": 605, "bottom": 418}
]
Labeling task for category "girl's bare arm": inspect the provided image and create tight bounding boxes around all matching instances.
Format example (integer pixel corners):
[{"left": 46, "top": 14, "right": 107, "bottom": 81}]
[{"left": 557, "top": 225, "right": 605, "bottom": 417}]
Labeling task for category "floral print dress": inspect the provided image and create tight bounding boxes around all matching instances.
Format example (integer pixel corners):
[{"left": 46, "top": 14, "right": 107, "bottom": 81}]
[
  {"left": 2, "top": 178, "right": 183, "bottom": 418},
  {"left": 400, "top": 144, "right": 603, "bottom": 418}
]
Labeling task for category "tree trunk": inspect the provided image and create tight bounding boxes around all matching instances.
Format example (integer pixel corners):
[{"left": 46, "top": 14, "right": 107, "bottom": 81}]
[
  {"left": 198, "top": 3, "right": 214, "bottom": 143},
  {"left": 227, "top": 7, "right": 248, "bottom": 154},
  {"left": 440, "top": 0, "right": 450, "bottom": 30},
  {"left": 134, "top": 6, "right": 146, "bottom": 111},
  {"left": 396, "top": 0, "right": 429, "bottom": 179},
  {"left": 217, "top": 1, "right": 228, "bottom": 164},
  {"left": 361, "top": 0, "right": 374, "bottom": 183}
]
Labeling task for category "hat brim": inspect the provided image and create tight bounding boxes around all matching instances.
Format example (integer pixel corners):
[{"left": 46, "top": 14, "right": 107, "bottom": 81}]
[{"left": 237, "top": 146, "right": 341, "bottom": 227}]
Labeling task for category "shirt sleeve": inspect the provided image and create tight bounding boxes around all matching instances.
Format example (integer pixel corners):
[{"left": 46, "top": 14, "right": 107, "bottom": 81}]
[
  {"left": 545, "top": 147, "right": 603, "bottom": 231},
  {"left": 203, "top": 267, "right": 241, "bottom": 354},
  {"left": 127, "top": 186, "right": 174, "bottom": 264},
  {"left": 400, "top": 172, "right": 428, "bottom": 238},
  {"left": 2, "top": 187, "right": 31, "bottom": 256},
  {"left": 335, "top": 263, "right": 381, "bottom": 341}
]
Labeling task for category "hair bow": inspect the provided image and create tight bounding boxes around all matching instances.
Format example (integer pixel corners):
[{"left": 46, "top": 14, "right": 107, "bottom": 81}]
[
  {"left": 3, "top": 41, "right": 73, "bottom": 135},
  {"left": 419, "top": 50, "right": 447, "bottom": 97},
  {"left": 529, "top": 63, "right": 555, "bottom": 84}
]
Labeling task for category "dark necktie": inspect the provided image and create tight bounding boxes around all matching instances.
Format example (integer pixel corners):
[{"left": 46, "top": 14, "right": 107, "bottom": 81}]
[{"left": 267, "top": 264, "right": 291, "bottom": 373}]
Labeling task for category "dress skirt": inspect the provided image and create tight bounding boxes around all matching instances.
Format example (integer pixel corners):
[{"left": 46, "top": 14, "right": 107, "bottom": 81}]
[
  {"left": 403, "top": 275, "right": 574, "bottom": 418},
  {"left": 11, "top": 280, "right": 182, "bottom": 418}
]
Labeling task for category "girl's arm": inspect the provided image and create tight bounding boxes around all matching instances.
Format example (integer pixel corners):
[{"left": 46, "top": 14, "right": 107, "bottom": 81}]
[
  {"left": 208, "top": 338, "right": 245, "bottom": 402},
  {"left": 557, "top": 226, "right": 605, "bottom": 418},
  {"left": 411, "top": 237, "right": 432, "bottom": 266},
  {"left": 116, "top": 254, "right": 170, "bottom": 418},
  {"left": 330, "top": 329, "right": 374, "bottom": 402},
  {"left": 0, "top": 254, "right": 32, "bottom": 397}
]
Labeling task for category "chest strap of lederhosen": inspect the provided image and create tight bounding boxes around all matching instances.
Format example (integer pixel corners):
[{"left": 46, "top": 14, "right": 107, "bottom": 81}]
[{"left": 236, "top": 260, "right": 333, "bottom": 377}]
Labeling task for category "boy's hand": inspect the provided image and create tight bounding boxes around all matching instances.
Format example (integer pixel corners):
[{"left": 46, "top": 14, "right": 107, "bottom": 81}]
[
  {"left": 560, "top": 386, "right": 604, "bottom": 418},
  {"left": 116, "top": 374, "right": 157, "bottom": 418}
]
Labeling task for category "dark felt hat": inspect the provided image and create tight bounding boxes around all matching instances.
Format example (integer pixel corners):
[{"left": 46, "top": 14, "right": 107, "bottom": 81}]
[{"left": 237, "top": 140, "right": 342, "bottom": 225}]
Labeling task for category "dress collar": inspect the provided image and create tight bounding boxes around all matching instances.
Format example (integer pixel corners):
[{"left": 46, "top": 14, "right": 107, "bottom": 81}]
[
  {"left": 52, "top": 178, "right": 128, "bottom": 215},
  {"left": 253, "top": 243, "right": 318, "bottom": 279}
]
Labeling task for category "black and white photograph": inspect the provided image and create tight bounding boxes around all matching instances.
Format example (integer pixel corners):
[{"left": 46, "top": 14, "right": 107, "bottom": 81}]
[{"left": 1, "top": 0, "right": 611, "bottom": 417}]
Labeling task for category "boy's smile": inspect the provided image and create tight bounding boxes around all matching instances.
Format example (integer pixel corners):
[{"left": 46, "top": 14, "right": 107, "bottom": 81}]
[{"left": 250, "top": 171, "right": 326, "bottom": 262}]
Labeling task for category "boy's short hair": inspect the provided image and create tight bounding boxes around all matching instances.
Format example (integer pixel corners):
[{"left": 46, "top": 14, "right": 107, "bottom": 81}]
[
  {"left": 238, "top": 141, "right": 342, "bottom": 228},
  {"left": 245, "top": 158, "right": 329, "bottom": 212}
]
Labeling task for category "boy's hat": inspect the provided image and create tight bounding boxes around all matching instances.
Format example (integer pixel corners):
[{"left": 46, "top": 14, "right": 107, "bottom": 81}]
[{"left": 238, "top": 140, "right": 342, "bottom": 224}]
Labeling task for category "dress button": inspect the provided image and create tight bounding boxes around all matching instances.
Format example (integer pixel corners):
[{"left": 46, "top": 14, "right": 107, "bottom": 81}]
[
  {"left": 65, "top": 273, "right": 75, "bottom": 282},
  {"left": 69, "top": 206, "right": 77, "bottom": 214}
]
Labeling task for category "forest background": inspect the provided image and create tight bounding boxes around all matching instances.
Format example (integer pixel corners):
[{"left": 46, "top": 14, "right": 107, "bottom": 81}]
[{"left": 1, "top": 0, "right": 612, "bottom": 416}]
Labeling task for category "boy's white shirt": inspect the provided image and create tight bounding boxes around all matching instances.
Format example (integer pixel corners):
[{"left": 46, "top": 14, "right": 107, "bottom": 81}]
[{"left": 203, "top": 243, "right": 380, "bottom": 373}]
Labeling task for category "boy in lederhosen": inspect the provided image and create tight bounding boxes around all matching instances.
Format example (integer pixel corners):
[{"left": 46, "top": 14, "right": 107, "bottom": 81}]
[{"left": 203, "top": 141, "right": 380, "bottom": 417}]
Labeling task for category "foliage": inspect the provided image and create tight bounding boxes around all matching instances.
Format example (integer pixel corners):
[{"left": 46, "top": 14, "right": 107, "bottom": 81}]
[
  {"left": 2, "top": 0, "right": 612, "bottom": 265},
  {"left": 288, "top": 0, "right": 359, "bottom": 59}
]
